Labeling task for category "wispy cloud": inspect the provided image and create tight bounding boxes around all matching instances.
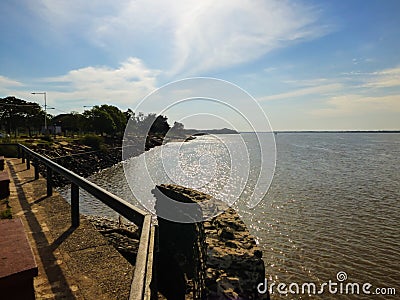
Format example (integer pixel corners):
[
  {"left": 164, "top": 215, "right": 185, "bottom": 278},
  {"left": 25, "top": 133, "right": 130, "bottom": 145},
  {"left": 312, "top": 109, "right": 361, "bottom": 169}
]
[
  {"left": 170, "top": 0, "right": 330, "bottom": 75},
  {"left": 260, "top": 83, "right": 341, "bottom": 101},
  {"left": 311, "top": 94, "right": 400, "bottom": 116},
  {"left": 30, "top": 0, "right": 331, "bottom": 76},
  {"left": 0, "top": 76, "right": 23, "bottom": 88},
  {"left": 362, "top": 66, "right": 400, "bottom": 88}
]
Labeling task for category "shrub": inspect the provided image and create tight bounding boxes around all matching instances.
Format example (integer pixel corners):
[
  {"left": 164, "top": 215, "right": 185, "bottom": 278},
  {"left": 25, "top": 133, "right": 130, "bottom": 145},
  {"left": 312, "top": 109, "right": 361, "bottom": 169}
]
[
  {"left": 0, "top": 144, "right": 18, "bottom": 157},
  {"left": 80, "top": 134, "right": 104, "bottom": 150},
  {"left": 41, "top": 134, "right": 53, "bottom": 142},
  {"left": 0, "top": 199, "right": 12, "bottom": 219},
  {"left": 0, "top": 208, "right": 12, "bottom": 219}
]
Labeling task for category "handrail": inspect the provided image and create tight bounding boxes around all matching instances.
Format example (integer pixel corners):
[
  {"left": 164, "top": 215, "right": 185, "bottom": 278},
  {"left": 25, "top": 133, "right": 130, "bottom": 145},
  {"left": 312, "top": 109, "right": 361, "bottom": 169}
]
[
  {"left": 130, "top": 214, "right": 153, "bottom": 300},
  {"left": 1, "top": 143, "right": 156, "bottom": 299},
  {"left": 19, "top": 143, "right": 148, "bottom": 226}
]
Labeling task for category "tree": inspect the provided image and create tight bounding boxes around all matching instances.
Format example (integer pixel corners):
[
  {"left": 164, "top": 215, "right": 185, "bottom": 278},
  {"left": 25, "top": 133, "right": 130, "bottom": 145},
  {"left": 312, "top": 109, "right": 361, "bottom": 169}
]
[
  {"left": 99, "top": 105, "right": 127, "bottom": 135},
  {"left": 0, "top": 96, "right": 45, "bottom": 137},
  {"left": 150, "top": 115, "right": 170, "bottom": 136},
  {"left": 169, "top": 121, "right": 185, "bottom": 136},
  {"left": 82, "top": 105, "right": 128, "bottom": 136},
  {"left": 52, "top": 112, "right": 85, "bottom": 134},
  {"left": 83, "top": 106, "right": 115, "bottom": 135}
]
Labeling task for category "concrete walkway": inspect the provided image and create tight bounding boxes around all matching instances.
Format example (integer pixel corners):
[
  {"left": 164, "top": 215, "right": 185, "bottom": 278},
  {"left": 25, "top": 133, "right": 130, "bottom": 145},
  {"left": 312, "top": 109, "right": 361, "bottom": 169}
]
[{"left": 5, "top": 158, "right": 134, "bottom": 299}]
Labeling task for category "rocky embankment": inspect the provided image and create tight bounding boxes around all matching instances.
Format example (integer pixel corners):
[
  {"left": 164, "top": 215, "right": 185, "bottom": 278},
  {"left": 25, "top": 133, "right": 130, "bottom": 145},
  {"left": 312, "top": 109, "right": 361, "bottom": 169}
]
[
  {"left": 85, "top": 216, "right": 140, "bottom": 264},
  {"left": 31, "top": 142, "right": 122, "bottom": 186},
  {"left": 85, "top": 185, "right": 268, "bottom": 299},
  {"left": 29, "top": 135, "right": 165, "bottom": 186},
  {"left": 26, "top": 137, "right": 267, "bottom": 298},
  {"left": 155, "top": 184, "right": 268, "bottom": 299},
  {"left": 204, "top": 208, "right": 266, "bottom": 299}
]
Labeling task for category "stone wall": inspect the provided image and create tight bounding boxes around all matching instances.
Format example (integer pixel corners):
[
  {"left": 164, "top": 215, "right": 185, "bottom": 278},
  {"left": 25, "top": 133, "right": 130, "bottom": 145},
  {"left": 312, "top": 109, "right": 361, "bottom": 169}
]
[{"left": 155, "top": 184, "right": 269, "bottom": 300}]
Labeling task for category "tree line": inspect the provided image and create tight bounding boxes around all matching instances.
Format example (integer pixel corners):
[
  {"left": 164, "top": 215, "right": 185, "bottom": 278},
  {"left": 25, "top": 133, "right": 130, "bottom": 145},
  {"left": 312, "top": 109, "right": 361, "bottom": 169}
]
[{"left": 0, "top": 96, "right": 184, "bottom": 138}]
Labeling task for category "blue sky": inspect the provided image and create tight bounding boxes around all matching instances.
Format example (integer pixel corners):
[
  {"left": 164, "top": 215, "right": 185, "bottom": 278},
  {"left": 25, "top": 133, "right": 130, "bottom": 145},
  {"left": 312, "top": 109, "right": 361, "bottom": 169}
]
[{"left": 1, "top": 0, "right": 399, "bottom": 130}]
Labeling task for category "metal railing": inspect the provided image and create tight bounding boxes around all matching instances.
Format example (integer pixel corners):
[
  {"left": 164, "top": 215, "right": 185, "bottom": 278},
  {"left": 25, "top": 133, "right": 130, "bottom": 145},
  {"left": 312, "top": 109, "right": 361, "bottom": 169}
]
[{"left": 3, "top": 143, "right": 156, "bottom": 300}]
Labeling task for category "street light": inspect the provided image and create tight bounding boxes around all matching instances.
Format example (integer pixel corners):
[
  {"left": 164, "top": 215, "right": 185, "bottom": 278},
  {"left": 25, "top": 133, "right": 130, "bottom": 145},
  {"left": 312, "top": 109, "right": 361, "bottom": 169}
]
[{"left": 31, "top": 92, "right": 47, "bottom": 133}]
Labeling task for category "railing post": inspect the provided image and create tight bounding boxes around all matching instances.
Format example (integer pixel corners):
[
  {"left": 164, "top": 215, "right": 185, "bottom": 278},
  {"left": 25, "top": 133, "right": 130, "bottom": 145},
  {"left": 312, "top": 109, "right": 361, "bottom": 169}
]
[
  {"left": 17, "top": 145, "right": 21, "bottom": 159},
  {"left": 47, "top": 167, "right": 53, "bottom": 197},
  {"left": 34, "top": 159, "right": 39, "bottom": 180},
  {"left": 71, "top": 183, "right": 80, "bottom": 227},
  {"left": 22, "top": 150, "right": 25, "bottom": 163},
  {"left": 26, "top": 154, "right": 30, "bottom": 170}
]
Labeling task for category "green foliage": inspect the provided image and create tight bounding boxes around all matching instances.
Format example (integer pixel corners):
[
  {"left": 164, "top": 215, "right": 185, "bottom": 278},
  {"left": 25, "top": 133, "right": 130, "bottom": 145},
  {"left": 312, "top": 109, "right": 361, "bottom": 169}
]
[
  {"left": 0, "top": 199, "right": 12, "bottom": 219},
  {"left": 41, "top": 134, "right": 53, "bottom": 142},
  {"left": 127, "top": 112, "right": 171, "bottom": 137},
  {"left": 1, "top": 96, "right": 174, "bottom": 141},
  {"left": 150, "top": 115, "right": 170, "bottom": 135},
  {"left": 0, "top": 96, "right": 46, "bottom": 137},
  {"left": 80, "top": 134, "right": 104, "bottom": 150},
  {"left": 169, "top": 121, "right": 185, "bottom": 136},
  {"left": 52, "top": 112, "right": 85, "bottom": 133},
  {"left": 0, "top": 208, "right": 12, "bottom": 219},
  {"left": 0, "top": 144, "right": 18, "bottom": 157},
  {"left": 82, "top": 104, "right": 128, "bottom": 136}
]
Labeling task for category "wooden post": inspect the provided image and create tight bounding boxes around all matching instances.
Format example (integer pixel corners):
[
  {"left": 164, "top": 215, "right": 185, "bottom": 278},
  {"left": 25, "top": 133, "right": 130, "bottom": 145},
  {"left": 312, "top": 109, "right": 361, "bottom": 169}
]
[
  {"left": 71, "top": 183, "right": 80, "bottom": 227},
  {"left": 26, "top": 154, "right": 30, "bottom": 170}
]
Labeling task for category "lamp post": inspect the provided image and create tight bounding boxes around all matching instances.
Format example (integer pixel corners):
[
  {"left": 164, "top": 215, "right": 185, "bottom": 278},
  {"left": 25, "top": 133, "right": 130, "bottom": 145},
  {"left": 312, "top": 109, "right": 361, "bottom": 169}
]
[{"left": 31, "top": 92, "right": 47, "bottom": 134}]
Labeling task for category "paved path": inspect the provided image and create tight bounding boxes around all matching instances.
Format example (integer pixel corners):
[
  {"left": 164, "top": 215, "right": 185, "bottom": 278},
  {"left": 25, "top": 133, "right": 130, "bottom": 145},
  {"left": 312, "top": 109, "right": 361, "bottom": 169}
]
[{"left": 5, "top": 158, "right": 134, "bottom": 300}]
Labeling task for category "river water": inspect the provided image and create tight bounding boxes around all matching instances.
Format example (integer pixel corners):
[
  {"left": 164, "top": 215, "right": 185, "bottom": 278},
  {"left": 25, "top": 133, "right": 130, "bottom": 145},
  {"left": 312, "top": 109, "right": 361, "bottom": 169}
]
[{"left": 60, "top": 132, "right": 399, "bottom": 299}]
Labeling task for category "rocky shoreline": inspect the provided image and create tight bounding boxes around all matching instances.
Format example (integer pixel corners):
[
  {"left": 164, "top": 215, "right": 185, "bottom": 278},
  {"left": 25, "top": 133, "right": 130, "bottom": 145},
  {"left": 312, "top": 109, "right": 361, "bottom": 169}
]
[
  {"left": 86, "top": 185, "right": 268, "bottom": 299},
  {"left": 25, "top": 137, "right": 268, "bottom": 298},
  {"left": 156, "top": 184, "right": 268, "bottom": 299},
  {"left": 28, "top": 135, "right": 164, "bottom": 186},
  {"left": 28, "top": 134, "right": 192, "bottom": 187}
]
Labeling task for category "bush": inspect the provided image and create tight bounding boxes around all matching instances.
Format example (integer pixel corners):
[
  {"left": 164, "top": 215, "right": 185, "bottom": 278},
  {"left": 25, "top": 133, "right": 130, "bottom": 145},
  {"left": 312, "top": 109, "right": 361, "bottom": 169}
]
[
  {"left": 0, "top": 208, "right": 12, "bottom": 219},
  {"left": 80, "top": 134, "right": 104, "bottom": 150},
  {"left": 41, "top": 134, "right": 53, "bottom": 142},
  {"left": 0, "top": 199, "right": 12, "bottom": 219},
  {"left": 0, "top": 144, "right": 18, "bottom": 157}
]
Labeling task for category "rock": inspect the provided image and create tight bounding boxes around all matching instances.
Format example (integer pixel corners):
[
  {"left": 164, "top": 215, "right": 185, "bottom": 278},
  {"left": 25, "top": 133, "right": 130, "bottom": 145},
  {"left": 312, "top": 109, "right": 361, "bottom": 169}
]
[
  {"left": 157, "top": 184, "right": 269, "bottom": 299},
  {"left": 218, "top": 227, "right": 235, "bottom": 240}
]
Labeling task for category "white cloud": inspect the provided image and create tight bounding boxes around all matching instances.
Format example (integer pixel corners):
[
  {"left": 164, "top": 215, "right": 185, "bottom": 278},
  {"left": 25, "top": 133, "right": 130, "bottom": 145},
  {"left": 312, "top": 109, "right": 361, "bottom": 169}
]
[
  {"left": 41, "top": 57, "right": 159, "bottom": 110},
  {"left": 0, "top": 76, "right": 23, "bottom": 88},
  {"left": 171, "top": 0, "right": 329, "bottom": 75},
  {"left": 312, "top": 94, "right": 400, "bottom": 116},
  {"left": 260, "top": 83, "right": 341, "bottom": 101},
  {"left": 31, "top": 0, "right": 330, "bottom": 76},
  {"left": 362, "top": 66, "right": 400, "bottom": 88}
]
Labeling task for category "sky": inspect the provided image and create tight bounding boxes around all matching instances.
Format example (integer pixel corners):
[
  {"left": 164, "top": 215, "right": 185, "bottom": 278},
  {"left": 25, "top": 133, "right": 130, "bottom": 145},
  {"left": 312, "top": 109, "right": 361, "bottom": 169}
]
[{"left": 0, "top": 0, "right": 399, "bottom": 131}]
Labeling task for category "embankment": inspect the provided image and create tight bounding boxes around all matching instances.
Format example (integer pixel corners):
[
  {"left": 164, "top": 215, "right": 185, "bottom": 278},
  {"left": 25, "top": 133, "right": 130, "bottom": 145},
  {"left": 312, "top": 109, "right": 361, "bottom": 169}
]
[
  {"left": 91, "top": 185, "right": 269, "bottom": 299},
  {"left": 23, "top": 138, "right": 268, "bottom": 298}
]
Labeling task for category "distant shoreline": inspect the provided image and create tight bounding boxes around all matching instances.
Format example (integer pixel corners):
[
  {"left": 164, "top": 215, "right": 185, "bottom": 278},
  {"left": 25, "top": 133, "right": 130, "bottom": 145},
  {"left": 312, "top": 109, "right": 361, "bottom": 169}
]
[{"left": 239, "top": 130, "right": 400, "bottom": 134}]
